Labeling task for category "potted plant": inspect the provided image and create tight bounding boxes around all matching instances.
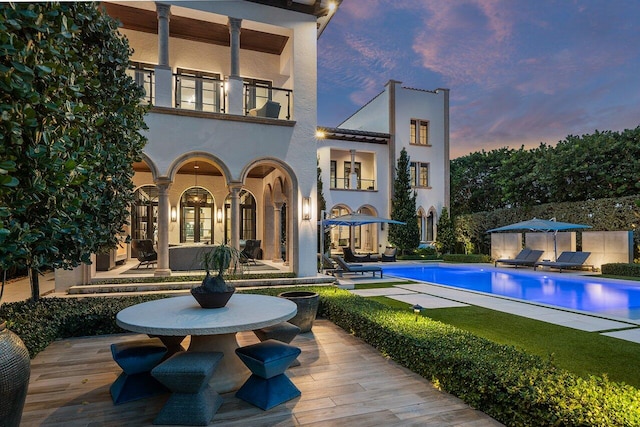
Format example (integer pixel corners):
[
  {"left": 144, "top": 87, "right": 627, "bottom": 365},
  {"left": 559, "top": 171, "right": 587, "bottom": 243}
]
[{"left": 190, "top": 244, "right": 241, "bottom": 308}]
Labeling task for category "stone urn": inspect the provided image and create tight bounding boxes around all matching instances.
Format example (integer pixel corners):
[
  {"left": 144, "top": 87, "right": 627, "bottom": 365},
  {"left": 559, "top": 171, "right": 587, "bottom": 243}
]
[
  {"left": 278, "top": 291, "right": 319, "bottom": 333},
  {"left": 0, "top": 321, "right": 31, "bottom": 427}
]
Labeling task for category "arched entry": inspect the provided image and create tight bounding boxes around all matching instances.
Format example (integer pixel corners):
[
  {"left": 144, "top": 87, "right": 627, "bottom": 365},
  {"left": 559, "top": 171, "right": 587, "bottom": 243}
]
[
  {"left": 131, "top": 185, "right": 158, "bottom": 243},
  {"left": 357, "top": 206, "right": 378, "bottom": 253},
  {"left": 417, "top": 207, "right": 427, "bottom": 242},
  {"left": 180, "top": 187, "right": 214, "bottom": 243},
  {"left": 427, "top": 208, "right": 437, "bottom": 242},
  {"left": 329, "top": 204, "right": 351, "bottom": 253},
  {"left": 224, "top": 190, "right": 256, "bottom": 243}
]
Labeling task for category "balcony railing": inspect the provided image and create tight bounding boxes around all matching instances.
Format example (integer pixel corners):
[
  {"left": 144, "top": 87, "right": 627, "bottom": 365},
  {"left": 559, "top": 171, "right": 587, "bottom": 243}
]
[
  {"left": 243, "top": 83, "right": 292, "bottom": 120},
  {"left": 127, "top": 67, "right": 154, "bottom": 105},
  {"left": 331, "top": 178, "right": 376, "bottom": 190}
]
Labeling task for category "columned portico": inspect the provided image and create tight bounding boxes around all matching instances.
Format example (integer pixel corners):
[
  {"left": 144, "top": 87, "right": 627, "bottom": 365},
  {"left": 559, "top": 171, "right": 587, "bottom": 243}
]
[
  {"left": 272, "top": 202, "right": 284, "bottom": 262},
  {"left": 229, "top": 183, "right": 242, "bottom": 250},
  {"left": 155, "top": 179, "right": 172, "bottom": 276}
]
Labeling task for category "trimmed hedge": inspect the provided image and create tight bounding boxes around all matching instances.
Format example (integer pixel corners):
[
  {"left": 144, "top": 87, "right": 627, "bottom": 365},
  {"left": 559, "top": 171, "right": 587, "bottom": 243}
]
[
  {"left": 92, "top": 272, "right": 296, "bottom": 285},
  {"left": 316, "top": 289, "right": 640, "bottom": 426},
  {"left": 602, "top": 263, "right": 640, "bottom": 277},
  {"left": 2, "top": 288, "right": 639, "bottom": 426},
  {"left": 442, "top": 253, "right": 491, "bottom": 263}
]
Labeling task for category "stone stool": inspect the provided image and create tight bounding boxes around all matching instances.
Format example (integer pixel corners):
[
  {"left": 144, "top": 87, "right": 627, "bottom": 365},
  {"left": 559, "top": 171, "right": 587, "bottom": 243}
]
[
  {"left": 151, "top": 351, "right": 224, "bottom": 426},
  {"left": 235, "top": 339, "right": 301, "bottom": 410},
  {"left": 110, "top": 337, "right": 168, "bottom": 405},
  {"left": 253, "top": 321, "right": 301, "bottom": 367}
]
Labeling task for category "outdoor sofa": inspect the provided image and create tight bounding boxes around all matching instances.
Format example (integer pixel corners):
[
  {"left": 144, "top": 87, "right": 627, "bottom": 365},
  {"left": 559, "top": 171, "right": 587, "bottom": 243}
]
[
  {"left": 534, "top": 251, "right": 593, "bottom": 272},
  {"left": 494, "top": 248, "right": 544, "bottom": 268}
]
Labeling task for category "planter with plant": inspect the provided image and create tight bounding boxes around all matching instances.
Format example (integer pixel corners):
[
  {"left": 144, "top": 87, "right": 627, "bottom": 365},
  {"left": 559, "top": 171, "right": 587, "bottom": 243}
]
[{"left": 190, "top": 244, "right": 241, "bottom": 308}]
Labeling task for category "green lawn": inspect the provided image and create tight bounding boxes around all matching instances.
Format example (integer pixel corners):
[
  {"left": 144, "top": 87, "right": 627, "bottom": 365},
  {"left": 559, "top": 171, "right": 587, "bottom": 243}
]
[{"left": 358, "top": 285, "right": 640, "bottom": 388}]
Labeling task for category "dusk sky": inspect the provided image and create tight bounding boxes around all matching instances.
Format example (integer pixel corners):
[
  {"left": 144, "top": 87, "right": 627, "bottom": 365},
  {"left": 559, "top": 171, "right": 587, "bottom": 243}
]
[{"left": 317, "top": 0, "right": 640, "bottom": 159}]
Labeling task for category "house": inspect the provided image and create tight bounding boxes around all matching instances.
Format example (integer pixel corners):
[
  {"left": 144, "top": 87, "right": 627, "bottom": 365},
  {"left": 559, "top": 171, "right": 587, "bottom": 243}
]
[{"left": 317, "top": 81, "right": 450, "bottom": 253}]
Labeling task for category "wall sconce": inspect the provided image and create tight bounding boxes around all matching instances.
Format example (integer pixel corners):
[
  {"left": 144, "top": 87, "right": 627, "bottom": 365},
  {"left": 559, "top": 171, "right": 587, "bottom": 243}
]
[
  {"left": 411, "top": 304, "right": 423, "bottom": 321},
  {"left": 302, "top": 197, "right": 311, "bottom": 221},
  {"left": 217, "top": 208, "right": 223, "bottom": 223},
  {"left": 170, "top": 206, "right": 177, "bottom": 222}
]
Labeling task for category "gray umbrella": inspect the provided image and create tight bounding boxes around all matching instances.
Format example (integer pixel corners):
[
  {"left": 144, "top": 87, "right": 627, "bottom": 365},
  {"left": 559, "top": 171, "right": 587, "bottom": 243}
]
[{"left": 487, "top": 217, "right": 592, "bottom": 261}]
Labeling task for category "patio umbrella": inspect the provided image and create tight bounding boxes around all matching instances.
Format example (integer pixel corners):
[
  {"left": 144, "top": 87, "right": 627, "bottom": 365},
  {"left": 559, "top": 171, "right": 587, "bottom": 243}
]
[
  {"left": 318, "top": 212, "right": 405, "bottom": 273},
  {"left": 487, "top": 217, "right": 592, "bottom": 261}
]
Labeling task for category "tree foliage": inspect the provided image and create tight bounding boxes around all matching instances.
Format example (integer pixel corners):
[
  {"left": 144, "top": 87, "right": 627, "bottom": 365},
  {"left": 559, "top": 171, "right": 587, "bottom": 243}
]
[
  {"left": 317, "top": 159, "right": 330, "bottom": 254},
  {"left": 451, "top": 128, "right": 640, "bottom": 215},
  {"left": 0, "top": 3, "right": 147, "bottom": 299},
  {"left": 389, "top": 148, "right": 420, "bottom": 254},
  {"left": 435, "top": 206, "right": 456, "bottom": 254}
]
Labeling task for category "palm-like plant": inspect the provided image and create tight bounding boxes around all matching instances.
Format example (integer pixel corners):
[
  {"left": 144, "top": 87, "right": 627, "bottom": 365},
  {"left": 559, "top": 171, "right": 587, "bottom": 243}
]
[{"left": 196, "top": 244, "right": 241, "bottom": 293}]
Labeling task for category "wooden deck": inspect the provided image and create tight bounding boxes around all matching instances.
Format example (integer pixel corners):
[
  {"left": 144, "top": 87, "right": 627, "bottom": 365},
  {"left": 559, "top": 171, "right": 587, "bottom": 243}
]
[{"left": 22, "top": 320, "right": 502, "bottom": 426}]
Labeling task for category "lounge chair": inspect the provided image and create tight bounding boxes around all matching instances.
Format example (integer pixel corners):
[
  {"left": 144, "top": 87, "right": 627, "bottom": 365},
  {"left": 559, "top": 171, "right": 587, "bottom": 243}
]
[
  {"left": 240, "top": 239, "right": 262, "bottom": 265},
  {"left": 318, "top": 253, "right": 338, "bottom": 274},
  {"left": 534, "top": 251, "right": 593, "bottom": 272},
  {"left": 343, "top": 247, "right": 377, "bottom": 263},
  {"left": 334, "top": 256, "right": 383, "bottom": 278},
  {"left": 381, "top": 247, "right": 397, "bottom": 262},
  {"left": 131, "top": 239, "right": 157, "bottom": 269},
  {"left": 494, "top": 248, "right": 543, "bottom": 268},
  {"left": 248, "top": 100, "right": 281, "bottom": 119}
]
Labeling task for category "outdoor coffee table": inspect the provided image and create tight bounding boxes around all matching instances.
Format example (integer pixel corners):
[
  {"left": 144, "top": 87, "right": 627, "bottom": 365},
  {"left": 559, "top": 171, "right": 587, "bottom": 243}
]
[{"left": 116, "top": 294, "right": 297, "bottom": 393}]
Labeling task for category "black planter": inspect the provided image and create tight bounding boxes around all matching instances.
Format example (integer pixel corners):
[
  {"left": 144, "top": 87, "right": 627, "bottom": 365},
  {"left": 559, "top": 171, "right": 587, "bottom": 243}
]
[
  {"left": 0, "top": 321, "right": 30, "bottom": 427},
  {"left": 278, "top": 291, "right": 319, "bottom": 333},
  {"left": 191, "top": 288, "right": 235, "bottom": 309}
]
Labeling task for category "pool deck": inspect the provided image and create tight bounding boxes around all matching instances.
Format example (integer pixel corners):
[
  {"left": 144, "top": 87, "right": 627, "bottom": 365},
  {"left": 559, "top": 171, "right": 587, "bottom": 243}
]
[{"left": 343, "top": 263, "right": 640, "bottom": 344}]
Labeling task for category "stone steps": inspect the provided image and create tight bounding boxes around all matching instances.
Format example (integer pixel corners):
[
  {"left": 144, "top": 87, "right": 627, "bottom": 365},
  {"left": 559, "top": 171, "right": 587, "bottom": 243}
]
[{"left": 67, "top": 275, "right": 336, "bottom": 296}]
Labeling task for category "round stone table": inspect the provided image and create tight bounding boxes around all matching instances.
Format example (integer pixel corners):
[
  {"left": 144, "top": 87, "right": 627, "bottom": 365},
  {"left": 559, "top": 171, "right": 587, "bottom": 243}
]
[{"left": 116, "top": 294, "right": 297, "bottom": 393}]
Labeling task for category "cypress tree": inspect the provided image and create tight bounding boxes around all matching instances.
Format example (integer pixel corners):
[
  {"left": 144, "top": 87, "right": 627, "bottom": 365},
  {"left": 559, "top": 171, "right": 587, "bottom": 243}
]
[{"left": 389, "top": 148, "right": 420, "bottom": 255}]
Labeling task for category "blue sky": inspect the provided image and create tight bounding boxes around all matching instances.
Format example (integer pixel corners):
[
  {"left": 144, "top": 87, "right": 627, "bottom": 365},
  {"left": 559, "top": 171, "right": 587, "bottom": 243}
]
[{"left": 317, "top": 0, "right": 640, "bottom": 158}]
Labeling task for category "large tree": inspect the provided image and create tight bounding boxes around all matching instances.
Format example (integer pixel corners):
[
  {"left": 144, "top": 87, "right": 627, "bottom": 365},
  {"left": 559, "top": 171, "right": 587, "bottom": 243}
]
[
  {"left": 0, "top": 3, "right": 147, "bottom": 300},
  {"left": 317, "top": 159, "right": 330, "bottom": 254},
  {"left": 388, "top": 148, "right": 420, "bottom": 255}
]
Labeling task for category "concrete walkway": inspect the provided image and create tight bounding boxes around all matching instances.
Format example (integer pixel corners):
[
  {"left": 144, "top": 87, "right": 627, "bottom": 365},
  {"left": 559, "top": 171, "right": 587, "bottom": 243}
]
[{"left": 0, "top": 271, "right": 56, "bottom": 304}]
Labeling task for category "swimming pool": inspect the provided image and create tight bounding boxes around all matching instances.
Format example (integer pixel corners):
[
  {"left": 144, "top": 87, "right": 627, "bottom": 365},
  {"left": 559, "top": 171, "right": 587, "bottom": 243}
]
[{"left": 383, "top": 264, "right": 640, "bottom": 320}]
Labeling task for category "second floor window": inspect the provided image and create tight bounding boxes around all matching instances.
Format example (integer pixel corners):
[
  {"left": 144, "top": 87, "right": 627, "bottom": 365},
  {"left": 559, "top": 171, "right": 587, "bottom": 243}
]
[
  {"left": 410, "top": 162, "right": 430, "bottom": 188},
  {"left": 127, "top": 62, "right": 155, "bottom": 105},
  {"left": 176, "top": 69, "right": 222, "bottom": 113},
  {"left": 244, "top": 78, "right": 272, "bottom": 112},
  {"left": 344, "top": 162, "right": 361, "bottom": 189},
  {"left": 330, "top": 161, "right": 337, "bottom": 188},
  {"left": 410, "top": 119, "right": 430, "bottom": 146}
]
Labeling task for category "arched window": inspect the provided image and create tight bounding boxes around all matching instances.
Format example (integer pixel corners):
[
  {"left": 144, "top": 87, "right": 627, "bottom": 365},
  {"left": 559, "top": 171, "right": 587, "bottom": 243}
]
[
  {"left": 330, "top": 206, "right": 350, "bottom": 251},
  {"left": 427, "top": 210, "right": 435, "bottom": 242},
  {"left": 224, "top": 190, "right": 256, "bottom": 243},
  {"left": 131, "top": 185, "right": 158, "bottom": 243},
  {"left": 180, "top": 187, "right": 214, "bottom": 243}
]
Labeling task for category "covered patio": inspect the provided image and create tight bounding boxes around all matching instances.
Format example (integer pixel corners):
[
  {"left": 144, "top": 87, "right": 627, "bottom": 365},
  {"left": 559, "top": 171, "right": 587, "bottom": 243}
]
[{"left": 22, "top": 320, "right": 500, "bottom": 426}]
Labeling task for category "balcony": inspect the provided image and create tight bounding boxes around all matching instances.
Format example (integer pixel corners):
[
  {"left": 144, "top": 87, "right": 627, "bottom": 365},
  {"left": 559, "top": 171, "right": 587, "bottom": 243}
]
[{"left": 332, "top": 177, "right": 376, "bottom": 191}]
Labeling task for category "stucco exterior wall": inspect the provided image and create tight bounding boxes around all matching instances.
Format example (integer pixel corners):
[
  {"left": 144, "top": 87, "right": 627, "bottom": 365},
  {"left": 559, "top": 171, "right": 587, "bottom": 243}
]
[{"left": 582, "top": 230, "right": 634, "bottom": 269}]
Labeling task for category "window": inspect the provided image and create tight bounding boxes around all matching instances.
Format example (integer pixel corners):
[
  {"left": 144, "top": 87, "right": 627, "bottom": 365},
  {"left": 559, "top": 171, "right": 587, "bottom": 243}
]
[
  {"left": 344, "top": 162, "right": 361, "bottom": 189},
  {"left": 127, "top": 62, "right": 155, "bottom": 104},
  {"left": 176, "top": 68, "right": 222, "bottom": 113},
  {"left": 180, "top": 188, "right": 214, "bottom": 243},
  {"left": 410, "top": 162, "right": 430, "bottom": 188},
  {"left": 224, "top": 190, "right": 256, "bottom": 243},
  {"left": 410, "top": 119, "right": 430, "bottom": 146},
  {"left": 244, "top": 78, "right": 272, "bottom": 112},
  {"left": 330, "top": 160, "right": 337, "bottom": 189},
  {"left": 131, "top": 185, "right": 158, "bottom": 242}
]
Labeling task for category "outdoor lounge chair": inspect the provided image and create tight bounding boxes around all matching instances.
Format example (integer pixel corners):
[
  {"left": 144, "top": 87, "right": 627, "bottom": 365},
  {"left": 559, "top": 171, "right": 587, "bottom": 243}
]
[
  {"left": 248, "top": 100, "right": 281, "bottom": 119},
  {"left": 534, "top": 251, "right": 593, "bottom": 272},
  {"left": 131, "top": 239, "right": 157, "bottom": 269},
  {"left": 343, "top": 247, "right": 377, "bottom": 263},
  {"left": 318, "top": 253, "right": 338, "bottom": 274},
  {"left": 240, "top": 239, "right": 262, "bottom": 265},
  {"left": 381, "top": 247, "right": 397, "bottom": 262},
  {"left": 494, "top": 248, "right": 543, "bottom": 268},
  {"left": 334, "top": 256, "right": 383, "bottom": 278}
]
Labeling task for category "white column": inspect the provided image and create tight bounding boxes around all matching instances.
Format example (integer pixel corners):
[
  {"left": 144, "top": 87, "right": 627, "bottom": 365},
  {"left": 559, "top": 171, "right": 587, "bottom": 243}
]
[
  {"left": 272, "top": 202, "right": 284, "bottom": 262},
  {"left": 155, "top": 180, "right": 172, "bottom": 276},
  {"left": 227, "top": 17, "right": 243, "bottom": 115},
  {"left": 155, "top": 3, "right": 172, "bottom": 107},
  {"left": 230, "top": 185, "right": 241, "bottom": 250},
  {"left": 349, "top": 149, "right": 357, "bottom": 190}
]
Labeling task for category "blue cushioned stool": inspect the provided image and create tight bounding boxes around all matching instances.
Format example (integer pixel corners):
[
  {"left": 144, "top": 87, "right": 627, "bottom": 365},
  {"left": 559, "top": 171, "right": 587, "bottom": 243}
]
[
  {"left": 110, "top": 337, "right": 168, "bottom": 405},
  {"left": 151, "top": 351, "right": 223, "bottom": 426},
  {"left": 253, "top": 321, "right": 301, "bottom": 366},
  {"left": 235, "top": 339, "right": 301, "bottom": 410}
]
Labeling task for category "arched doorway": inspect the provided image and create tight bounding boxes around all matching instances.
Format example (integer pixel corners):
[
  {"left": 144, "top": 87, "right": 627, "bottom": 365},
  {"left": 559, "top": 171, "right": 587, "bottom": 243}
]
[
  {"left": 131, "top": 185, "right": 158, "bottom": 243},
  {"left": 180, "top": 187, "right": 214, "bottom": 243},
  {"left": 224, "top": 190, "right": 256, "bottom": 243},
  {"left": 329, "top": 205, "right": 351, "bottom": 253},
  {"left": 357, "top": 206, "right": 378, "bottom": 253},
  {"left": 427, "top": 208, "right": 436, "bottom": 242}
]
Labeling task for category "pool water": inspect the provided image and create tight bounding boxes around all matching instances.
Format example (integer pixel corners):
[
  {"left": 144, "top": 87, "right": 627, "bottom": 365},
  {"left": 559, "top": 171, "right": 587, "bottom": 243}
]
[{"left": 383, "top": 264, "right": 640, "bottom": 320}]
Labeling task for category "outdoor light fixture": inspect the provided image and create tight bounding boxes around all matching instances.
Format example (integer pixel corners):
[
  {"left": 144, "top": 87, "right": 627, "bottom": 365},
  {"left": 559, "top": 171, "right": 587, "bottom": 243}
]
[
  {"left": 412, "top": 304, "right": 423, "bottom": 321},
  {"left": 302, "top": 197, "right": 311, "bottom": 220},
  {"left": 217, "top": 208, "right": 223, "bottom": 223},
  {"left": 170, "top": 206, "right": 177, "bottom": 222},
  {"left": 315, "top": 130, "right": 325, "bottom": 139}
]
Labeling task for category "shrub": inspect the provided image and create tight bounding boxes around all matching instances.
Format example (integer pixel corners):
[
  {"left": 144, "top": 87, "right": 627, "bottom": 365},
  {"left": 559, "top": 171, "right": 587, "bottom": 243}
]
[
  {"left": 602, "top": 263, "right": 640, "bottom": 277},
  {"left": 442, "top": 254, "right": 491, "bottom": 263}
]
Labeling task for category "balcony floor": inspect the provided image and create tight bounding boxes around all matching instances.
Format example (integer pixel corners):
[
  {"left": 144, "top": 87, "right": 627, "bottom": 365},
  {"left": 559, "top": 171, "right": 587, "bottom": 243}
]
[{"left": 22, "top": 320, "right": 502, "bottom": 426}]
